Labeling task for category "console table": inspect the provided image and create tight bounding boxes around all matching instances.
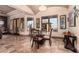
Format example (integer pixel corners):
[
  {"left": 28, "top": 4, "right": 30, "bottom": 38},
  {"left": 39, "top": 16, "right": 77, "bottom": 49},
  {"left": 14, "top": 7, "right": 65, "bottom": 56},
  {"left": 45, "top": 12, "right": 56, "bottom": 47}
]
[{"left": 64, "top": 35, "right": 77, "bottom": 52}]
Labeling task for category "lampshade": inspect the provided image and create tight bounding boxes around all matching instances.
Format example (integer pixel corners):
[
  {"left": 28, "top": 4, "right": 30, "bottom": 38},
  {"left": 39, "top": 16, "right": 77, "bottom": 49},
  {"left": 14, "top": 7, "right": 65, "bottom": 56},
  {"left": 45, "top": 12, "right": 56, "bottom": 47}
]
[{"left": 39, "top": 5, "right": 47, "bottom": 11}]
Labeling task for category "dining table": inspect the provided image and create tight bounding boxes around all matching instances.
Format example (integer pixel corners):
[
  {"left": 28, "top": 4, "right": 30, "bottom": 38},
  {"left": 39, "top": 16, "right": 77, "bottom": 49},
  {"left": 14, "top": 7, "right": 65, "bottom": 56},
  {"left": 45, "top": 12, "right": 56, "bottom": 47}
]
[{"left": 31, "top": 28, "right": 45, "bottom": 49}]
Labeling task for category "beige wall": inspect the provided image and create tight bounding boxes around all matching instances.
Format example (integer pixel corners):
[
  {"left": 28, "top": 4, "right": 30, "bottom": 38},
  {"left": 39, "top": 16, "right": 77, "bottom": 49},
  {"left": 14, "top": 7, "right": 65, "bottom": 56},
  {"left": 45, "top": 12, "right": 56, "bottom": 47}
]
[
  {"left": 76, "top": 16, "right": 79, "bottom": 51},
  {"left": 7, "top": 6, "right": 78, "bottom": 37},
  {"left": 7, "top": 7, "right": 71, "bottom": 37},
  {"left": 68, "top": 6, "right": 77, "bottom": 36},
  {"left": 7, "top": 10, "right": 34, "bottom": 35},
  {"left": 7, "top": 5, "right": 79, "bottom": 51},
  {"left": 36, "top": 7, "right": 69, "bottom": 37},
  {"left": 36, "top": 6, "right": 79, "bottom": 51},
  {"left": 66, "top": 5, "right": 79, "bottom": 51},
  {"left": 75, "top": 6, "right": 79, "bottom": 51}
]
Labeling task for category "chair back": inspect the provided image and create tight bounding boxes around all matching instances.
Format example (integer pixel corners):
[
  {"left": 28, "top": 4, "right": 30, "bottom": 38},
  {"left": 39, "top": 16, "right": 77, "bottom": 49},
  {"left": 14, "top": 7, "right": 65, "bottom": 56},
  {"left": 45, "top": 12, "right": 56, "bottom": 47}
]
[
  {"left": 29, "top": 25, "right": 32, "bottom": 36},
  {"left": 49, "top": 28, "right": 53, "bottom": 40}
]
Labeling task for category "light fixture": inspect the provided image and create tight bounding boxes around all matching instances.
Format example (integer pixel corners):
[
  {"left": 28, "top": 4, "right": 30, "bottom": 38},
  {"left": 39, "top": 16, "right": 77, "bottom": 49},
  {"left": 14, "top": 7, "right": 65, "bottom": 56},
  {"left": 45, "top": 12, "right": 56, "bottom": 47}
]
[
  {"left": 39, "top": 5, "right": 47, "bottom": 11},
  {"left": 0, "top": 21, "right": 4, "bottom": 27}
]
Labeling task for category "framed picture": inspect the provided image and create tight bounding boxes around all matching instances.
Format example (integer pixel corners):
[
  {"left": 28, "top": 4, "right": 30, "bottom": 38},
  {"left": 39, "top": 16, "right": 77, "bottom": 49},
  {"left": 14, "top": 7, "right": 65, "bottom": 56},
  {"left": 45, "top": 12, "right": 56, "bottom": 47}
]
[
  {"left": 68, "top": 9, "right": 76, "bottom": 27},
  {"left": 60, "top": 15, "right": 66, "bottom": 29},
  {"left": 36, "top": 18, "right": 40, "bottom": 28}
]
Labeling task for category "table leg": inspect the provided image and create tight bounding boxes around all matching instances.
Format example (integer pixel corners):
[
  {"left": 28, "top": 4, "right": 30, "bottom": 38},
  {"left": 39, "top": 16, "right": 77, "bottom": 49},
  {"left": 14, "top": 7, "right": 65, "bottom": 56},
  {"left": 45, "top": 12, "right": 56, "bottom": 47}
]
[{"left": 31, "top": 40, "right": 34, "bottom": 48}]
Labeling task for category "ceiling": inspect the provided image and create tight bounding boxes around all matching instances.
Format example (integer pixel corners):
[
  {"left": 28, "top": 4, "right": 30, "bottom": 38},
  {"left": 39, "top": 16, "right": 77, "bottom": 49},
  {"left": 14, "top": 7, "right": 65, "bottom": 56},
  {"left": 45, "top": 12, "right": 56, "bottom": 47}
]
[
  {"left": 0, "top": 5, "right": 15, "bottom": 14},
  {"left": 0, "top": 5, "right": 69, "bottom": 15},
  {"left": 27, "top": 5, "right": 69, "bottom": 14}
]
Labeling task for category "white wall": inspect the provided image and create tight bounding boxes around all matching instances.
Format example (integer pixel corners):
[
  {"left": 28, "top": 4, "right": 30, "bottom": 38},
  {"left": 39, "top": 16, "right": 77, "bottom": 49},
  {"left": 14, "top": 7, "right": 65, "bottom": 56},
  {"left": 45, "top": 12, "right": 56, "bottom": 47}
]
[{"left": 36, "top": 7, "right": 69, "bottom": 37}]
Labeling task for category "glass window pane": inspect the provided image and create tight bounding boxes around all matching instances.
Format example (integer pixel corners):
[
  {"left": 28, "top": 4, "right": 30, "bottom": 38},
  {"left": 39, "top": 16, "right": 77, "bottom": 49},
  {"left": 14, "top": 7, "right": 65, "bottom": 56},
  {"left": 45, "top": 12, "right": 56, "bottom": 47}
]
[
  {"left": 27, "top": 18, "right": 33, "bottom": 30},
  {"left": 42, "top": 19, "right": 48, "bottom": 23},
  {"left": 50, "top": 18, "right": 58, "bottom": 32}
]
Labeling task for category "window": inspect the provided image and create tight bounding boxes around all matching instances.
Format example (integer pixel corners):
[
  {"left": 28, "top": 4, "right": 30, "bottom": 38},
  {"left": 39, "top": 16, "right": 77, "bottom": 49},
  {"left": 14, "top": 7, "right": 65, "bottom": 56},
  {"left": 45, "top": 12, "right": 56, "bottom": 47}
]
[
  {"left": 49, "top": 16, "right": 58, "bottom": 32},
  {"left": 27, "top": 18, "right": 34, "bottom": 30},
  {"left": 41, "top": 15, "right": 58, "bottom": 32}
]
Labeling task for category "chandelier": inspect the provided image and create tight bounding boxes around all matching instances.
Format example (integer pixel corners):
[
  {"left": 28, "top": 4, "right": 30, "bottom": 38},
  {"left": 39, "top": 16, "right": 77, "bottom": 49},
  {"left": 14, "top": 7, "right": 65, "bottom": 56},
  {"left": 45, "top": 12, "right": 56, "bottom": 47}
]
[{"left": 39, "top": 5, "right": 47, "bottom": 11}]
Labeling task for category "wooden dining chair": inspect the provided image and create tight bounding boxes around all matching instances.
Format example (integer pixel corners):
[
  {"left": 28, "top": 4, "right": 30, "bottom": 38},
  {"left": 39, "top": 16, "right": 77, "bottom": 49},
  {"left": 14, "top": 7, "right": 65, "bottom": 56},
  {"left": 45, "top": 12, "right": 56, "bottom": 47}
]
[
  {"left": 31, "top": 29, "right": 44, "bottom": 49},
  {"left": 43, "top": 28, "right": 53, "bottom": 46},
  {"left": 29, "top": 25, "right": 33, "bottom": 41}
]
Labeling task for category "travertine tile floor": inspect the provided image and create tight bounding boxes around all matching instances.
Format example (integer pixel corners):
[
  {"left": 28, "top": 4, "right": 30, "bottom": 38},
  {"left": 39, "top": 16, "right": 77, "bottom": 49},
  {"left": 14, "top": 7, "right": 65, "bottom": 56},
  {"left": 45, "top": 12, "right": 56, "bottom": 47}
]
[{"left": 0, "top": 35, "right": 72, "bottom": 53}]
